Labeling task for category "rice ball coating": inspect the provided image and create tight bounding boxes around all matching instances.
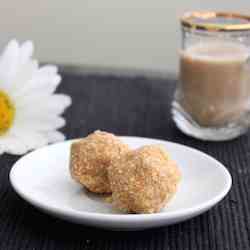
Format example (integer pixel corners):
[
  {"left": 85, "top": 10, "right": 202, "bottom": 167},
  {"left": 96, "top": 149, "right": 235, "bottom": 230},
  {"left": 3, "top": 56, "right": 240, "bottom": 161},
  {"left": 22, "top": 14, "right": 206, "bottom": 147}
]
[
  {"left": 108, "top": 145, "right": 181, "bottom": 213},
  {"left": 70, "top": 130, "right": 130, "bottom": 193}
]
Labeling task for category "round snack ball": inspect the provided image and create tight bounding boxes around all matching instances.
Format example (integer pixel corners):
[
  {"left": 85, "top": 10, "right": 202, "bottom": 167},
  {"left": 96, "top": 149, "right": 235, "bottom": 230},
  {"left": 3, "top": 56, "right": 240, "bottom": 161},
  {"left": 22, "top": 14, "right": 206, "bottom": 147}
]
[
  {"left": 70, "top": 130, "right": 130, "bottom": 193},
  {"left": 108, "top": 145, "right": 181, "bottom": 213}
]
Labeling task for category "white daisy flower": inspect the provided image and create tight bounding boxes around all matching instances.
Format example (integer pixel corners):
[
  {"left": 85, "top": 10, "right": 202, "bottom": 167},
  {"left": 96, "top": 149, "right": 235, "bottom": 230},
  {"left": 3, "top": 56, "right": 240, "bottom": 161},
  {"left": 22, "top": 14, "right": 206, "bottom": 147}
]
[{"left": 0, "top": 40, "right": 71, "bottom": 155}]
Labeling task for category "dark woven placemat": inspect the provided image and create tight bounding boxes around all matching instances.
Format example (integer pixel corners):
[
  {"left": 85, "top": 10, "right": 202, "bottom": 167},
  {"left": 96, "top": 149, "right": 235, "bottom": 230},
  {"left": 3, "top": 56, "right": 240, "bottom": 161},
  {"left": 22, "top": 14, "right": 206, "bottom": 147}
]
[{"left": 0, "top": 72, "right": 249, "bottom": 250}]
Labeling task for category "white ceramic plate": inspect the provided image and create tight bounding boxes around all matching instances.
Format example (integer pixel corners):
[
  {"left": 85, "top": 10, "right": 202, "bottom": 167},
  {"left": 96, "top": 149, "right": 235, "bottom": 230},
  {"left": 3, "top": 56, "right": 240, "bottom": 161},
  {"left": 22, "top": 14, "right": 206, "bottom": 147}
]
[{"left": 10, "top": 137, "right": 232, "bottom": 231}]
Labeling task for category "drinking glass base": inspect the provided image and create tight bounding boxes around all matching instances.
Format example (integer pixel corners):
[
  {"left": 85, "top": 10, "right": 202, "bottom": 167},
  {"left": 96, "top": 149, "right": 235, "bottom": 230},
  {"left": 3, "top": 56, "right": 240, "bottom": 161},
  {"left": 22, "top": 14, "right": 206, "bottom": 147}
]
[{"left": 172, "top": 101, "right": 249, "bottom": 141}]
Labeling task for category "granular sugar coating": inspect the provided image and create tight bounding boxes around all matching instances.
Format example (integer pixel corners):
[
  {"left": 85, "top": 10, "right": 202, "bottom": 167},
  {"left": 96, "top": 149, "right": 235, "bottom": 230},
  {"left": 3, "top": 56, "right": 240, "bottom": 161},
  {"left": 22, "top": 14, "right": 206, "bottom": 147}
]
[
  {"left": 70, "top": 131, "right": 130, "bottom": 193},
  {"left": 108, "top": 145, "right": 181, "bottom": 213}
]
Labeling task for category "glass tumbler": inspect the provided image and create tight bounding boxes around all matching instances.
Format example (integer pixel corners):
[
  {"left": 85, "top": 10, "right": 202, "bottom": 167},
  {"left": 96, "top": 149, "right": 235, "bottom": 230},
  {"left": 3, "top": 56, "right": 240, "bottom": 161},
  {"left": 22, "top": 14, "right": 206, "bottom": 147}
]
[{"left": 172, "top": 11, "right": 250, "bottom": 141}]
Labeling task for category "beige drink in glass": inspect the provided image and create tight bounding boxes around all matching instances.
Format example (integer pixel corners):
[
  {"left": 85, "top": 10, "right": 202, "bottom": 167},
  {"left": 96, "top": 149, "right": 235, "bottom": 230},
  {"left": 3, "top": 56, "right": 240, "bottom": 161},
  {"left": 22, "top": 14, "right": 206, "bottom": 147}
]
[
  {"left": 172, "top": 11, "right": 250, "bottom": 141},
  {"left": 180, "top": 42, "right": 250, "bottom": 126}
]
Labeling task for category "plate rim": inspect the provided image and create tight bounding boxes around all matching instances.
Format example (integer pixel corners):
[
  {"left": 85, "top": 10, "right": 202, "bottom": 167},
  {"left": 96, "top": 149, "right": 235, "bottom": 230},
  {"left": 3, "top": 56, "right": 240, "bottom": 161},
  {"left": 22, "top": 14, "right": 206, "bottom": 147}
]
[{"left": 9, "top": 136, "right": 232, "bottom": 223}]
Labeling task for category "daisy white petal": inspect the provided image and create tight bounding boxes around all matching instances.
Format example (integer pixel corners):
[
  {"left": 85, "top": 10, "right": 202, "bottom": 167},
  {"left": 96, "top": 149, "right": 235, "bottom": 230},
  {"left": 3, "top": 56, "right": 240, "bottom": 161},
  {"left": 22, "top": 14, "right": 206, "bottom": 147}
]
[
  {"left": 46, "top": 94, "right": 72, "bottom": 110},
  {"left": 16, "top": 94, "right": 71, "bottom": 115},
  {"left": 0, "top": 40, "right": 20, "bottom": 86},
  {"left": 38, "top": 65, "right": 58, "bottom": 75},
  {"left": 16, "top": 132, "right": 50, "bottom": 150},
  {"left": 14, "top": 115, "right": 66, "bottom": 131},
  {"left": 0, "top": 39, "right": 19, "bottom": 68},
  {"left": 0, "top": 136, "right": 29, "bottom": 155},
  {"left": 13, "top": 72, "right": 61, "bottom": 98},
  {"left": 0, "top": 147, "right": 5, "bottom": 155},
  {"left": 45, "top": 131, "right": 66, "bottom": 143},
  {"left": 19, "top": 40, "right": 34, "bottom": 65},
  {"left": 10, "top": 60, "right": 38, "bottom": 96}
]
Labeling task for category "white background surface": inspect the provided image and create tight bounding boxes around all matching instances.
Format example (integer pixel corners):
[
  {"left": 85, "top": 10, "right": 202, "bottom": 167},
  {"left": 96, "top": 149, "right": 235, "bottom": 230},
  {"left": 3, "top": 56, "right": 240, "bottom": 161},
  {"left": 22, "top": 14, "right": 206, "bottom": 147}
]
[{"left": 1, "top": 1, "right": 248, "bottom": 74}]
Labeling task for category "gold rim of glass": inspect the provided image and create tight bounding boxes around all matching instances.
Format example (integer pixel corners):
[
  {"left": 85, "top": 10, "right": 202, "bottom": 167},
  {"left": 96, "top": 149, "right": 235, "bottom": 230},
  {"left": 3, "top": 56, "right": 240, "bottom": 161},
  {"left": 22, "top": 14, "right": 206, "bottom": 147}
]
[{"left": 181, "top": 11, "right": 250, "bottom": 31}]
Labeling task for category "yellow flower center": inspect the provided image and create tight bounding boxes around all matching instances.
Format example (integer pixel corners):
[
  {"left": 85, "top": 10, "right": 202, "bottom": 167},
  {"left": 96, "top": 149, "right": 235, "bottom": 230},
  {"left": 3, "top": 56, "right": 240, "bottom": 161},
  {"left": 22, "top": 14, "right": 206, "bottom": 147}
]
[{"left": 0, "top": 90, "right": 15, "bottom": 135}]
